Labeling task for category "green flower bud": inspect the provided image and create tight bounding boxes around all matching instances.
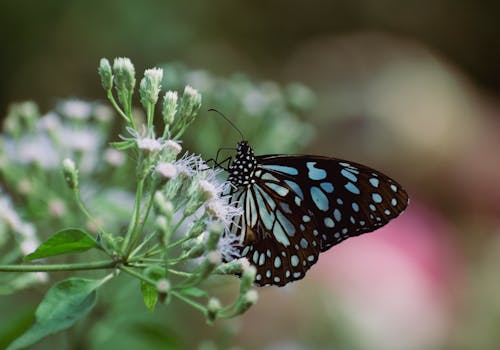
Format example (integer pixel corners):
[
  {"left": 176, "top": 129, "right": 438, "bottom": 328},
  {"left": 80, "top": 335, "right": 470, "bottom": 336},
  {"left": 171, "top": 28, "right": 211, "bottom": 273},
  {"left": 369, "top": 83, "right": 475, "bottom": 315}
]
[
  {"left": 187, "top": 221, "right": 206, "bottom": 239},
  {"left": 139, "top": 68, "right": 163, "bottom": 108},
  {"left": 205, "top": 222, "right": 223, "bottom": 251},
  {"left": 113, "top": 57, "right": 136, "bottom": 97},
  {"left": 234, "top": 290, "right": 258, "bottom": 315},
  {"left": 199, "top": 251, "right": 222, "bottom": 279},
  {"left": 62, "top": 158, "right": 78, "bottom": 189},
  {"left": 179, "top": 85, "right": 202, "bottom": 118},
  {"left": 206, "top": 297, "right": 221, "bottom": 323},
  {"left": 98, "top": 58, "right": 113, "bottom": 91},
  {"left": 215, "top": 257, "right": 250, "bottom": 275},
  {"left": 162, "top": 91, "right": 178, "bottom": 126},
  {"left": 239, "top": 265, "right": 256, "bottom": 295}
]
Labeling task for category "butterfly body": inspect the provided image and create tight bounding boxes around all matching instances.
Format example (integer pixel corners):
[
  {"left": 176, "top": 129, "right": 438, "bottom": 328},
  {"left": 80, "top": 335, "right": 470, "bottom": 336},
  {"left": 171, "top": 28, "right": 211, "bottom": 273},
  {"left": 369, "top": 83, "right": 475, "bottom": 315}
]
[{"left": 226, "top": 141, "right": 409, "bottom": 286}]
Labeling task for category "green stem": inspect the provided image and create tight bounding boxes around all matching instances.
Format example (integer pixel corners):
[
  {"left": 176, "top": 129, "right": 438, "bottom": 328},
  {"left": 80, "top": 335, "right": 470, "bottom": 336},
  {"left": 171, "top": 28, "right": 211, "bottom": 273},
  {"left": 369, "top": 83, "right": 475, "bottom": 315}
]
[
  {"left": 146, "top": 103, "right": 154, "bottom": 133},
  {"left": 171, "top": 291, "right": 207, "bottom": 313},
  {"left": 0, "top": 260, "right": 117, "bottom": 272},
  {"left": 119, "top": 264, "right": 157, "bottom": 285},
  {"left": 106, "top": 90, "right": 130, "bottom": 122},
  {"left": 136, "top": 181, "right": 158, "bottom": 243},
  {"left": 73, "top": 188, "right": 105, "bottom": 235},
  {"left": 122, "top": 176, "right": 145, "bottom": 256}
]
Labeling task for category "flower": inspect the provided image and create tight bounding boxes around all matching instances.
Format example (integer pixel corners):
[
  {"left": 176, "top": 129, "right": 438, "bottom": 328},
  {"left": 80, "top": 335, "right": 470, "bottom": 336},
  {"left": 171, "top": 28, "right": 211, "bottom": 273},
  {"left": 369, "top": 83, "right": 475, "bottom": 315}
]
[
  {"left": 98, "top": 58, "right": 113, "bottom": 91},
  {"left": 58, "top": 99, "right": 93, "bottom": 120},
  {"left": 156, "top": 162, "right": 178, "bottom": 180},
  {"left": 121, "top": 126, "right": 163, "bottom": 153},
  {"left": 113, "top": 57, "right": 136, "bottom": 92},
  {"left": 4, "top": 134, "right": 60, "bottom": 169},
  {"left": 216, "top": 231, "right": 241, "bottom": 262},
  {"left": 164, "top": 140, "right": 182, "bottom": 155},
  {"left": 162, "top": 91, "right": 178, "bottom": 125},
  {"left": 140, "top": 67, "right": 163, "bottom": 107},
  {"left": 104, "top": 148, "right": 126, "bottom": 167}
]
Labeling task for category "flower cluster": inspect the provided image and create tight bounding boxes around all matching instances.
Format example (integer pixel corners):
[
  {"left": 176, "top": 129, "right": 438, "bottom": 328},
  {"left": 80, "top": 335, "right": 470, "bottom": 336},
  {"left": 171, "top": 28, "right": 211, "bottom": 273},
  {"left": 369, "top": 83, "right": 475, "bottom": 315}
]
[{"left": 0, "top": 57, "right": 264, "bottom": 349}]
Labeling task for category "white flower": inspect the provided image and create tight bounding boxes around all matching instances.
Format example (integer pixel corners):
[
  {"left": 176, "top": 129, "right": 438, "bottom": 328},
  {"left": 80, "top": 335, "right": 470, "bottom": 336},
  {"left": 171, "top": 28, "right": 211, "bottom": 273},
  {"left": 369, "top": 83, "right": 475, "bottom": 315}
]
[
  {"left": 0, "top": 195, "right": 22, "bottom": 230},
  {"left": 104, "top": 148, "right": 126, "bottom": 167},
  {"left": 199, "top": 180, "right": 217, "bottom": 200},
  {"left": 58, "top": 126, "right": 101, "bottom": 152},
  {"left": 4, "top": 134, "right": 59, "bottom": 169},
  {"left": 58, "top": 99, "right": 93, "bottom": 120},
  {"left": 34, "top": 272, "right": 49, "bottom": 283},
  {"left": 93, "top": 105, "right": 114, "bottom": 122},
  {"left": 157, "top": 162, "right": 178, "bottom": 180},
  {"left": 121, "top": 126, "right": 163, "bottom": 153},
  {"left": 37, "top": 112, "right": 61, "bottom": 132},
  {"left": 164, "top": 140, "right": 182, "bottom": 155},
  {"left": 138, "top": 138, "right": 163, "bottom": 152},
  {"left": 48, "top": 198, "right": 67, "bottom": 218},
  {"left": 19, "top": 237, "right": 39, "bottom": 256},
  {"left": 144, "top": 67, "right": 163, "bottom": 83},
  {"left": 156, "top": 278, "right": 171, "bottom": 293},
  {"left": 216, "top": 231, "right": 241, "bottom": 262}
]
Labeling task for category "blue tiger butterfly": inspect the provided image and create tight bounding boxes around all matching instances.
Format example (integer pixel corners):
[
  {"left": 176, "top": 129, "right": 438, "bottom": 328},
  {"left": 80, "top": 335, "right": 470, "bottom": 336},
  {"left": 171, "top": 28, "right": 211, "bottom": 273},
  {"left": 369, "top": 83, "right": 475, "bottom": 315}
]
[{"left": 224, "top": 140, "right": 409, "bottom": 287}]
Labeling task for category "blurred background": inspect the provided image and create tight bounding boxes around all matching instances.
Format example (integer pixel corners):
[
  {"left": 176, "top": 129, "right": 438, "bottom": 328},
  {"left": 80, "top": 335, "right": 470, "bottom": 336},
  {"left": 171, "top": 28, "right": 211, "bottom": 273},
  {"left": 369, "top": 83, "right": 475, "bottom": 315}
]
[{"left": 1, "top": 1, "right": 500, "bottom": 349}]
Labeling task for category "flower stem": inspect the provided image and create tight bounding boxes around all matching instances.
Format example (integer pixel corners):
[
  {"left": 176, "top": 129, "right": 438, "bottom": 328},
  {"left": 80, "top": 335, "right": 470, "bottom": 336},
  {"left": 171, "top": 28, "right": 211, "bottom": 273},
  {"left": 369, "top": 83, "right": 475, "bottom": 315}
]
[
  {"left": 118, "top": 264, "right": 157, "bottom": 285},
  {"left": 171, "top": 291, "right": 207, "bottom": 313},
  {"left": 106, "top": 90, "right": 130, "bottom": 123},
  {"left": 0, "top": 260, "right": 117, "bottom": 272},
  {"left": 122, "top": 177, "right": 145, "bottom": 257}
]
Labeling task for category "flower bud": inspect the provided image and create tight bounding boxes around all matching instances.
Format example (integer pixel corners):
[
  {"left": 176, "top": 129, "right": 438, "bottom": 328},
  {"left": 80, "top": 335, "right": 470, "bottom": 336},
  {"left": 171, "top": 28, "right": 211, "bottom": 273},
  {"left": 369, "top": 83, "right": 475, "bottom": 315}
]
[
  {"left": 156, "top": 278, "right": 171, "bottom": 293},
  {"left": 187, "top": 221, "right": 206, "bottom": 239},
  {"left": 113, "top": 57, "right": 136, "bottom": 95},
  {"left": 184, "top": 241, "right": 205, "bottom": 259},
  {"left": 164, "top": 140, "right": 182, "bottom": 157},
  {"left": 215, "top": 257, "right": 250, "bottom": 275},
  {"left": 98, "top": 58, "right": 113, "bottom": 91},
  {"left": 179, "top": 85, "right": 202, "bottom": 118},
  {"left": 234, "top": 290, "right": 259, "bottom": 314},
  {"left": 205, "top": 222, "right": 223, "bottom": 251},
  {"left": 156, "top": 162, "right": 178, "bottom": 180},
  {"left": 62, "top": 158, "right": 78, "bottom": 189},
  {"left": 199, "top": 250, "right": 222, "bottom": 280},
  {"left": 239, "top": 265, "right": 256, "bottom": 294},
  {"left": 140, "top": 68, "right": 163, "bottom": 108},
  {"left": 162, "top": 91, "right": 178, "bottom": 126},
  {"left": 206, "top": 297, "right": 221, "bottom": 323}
]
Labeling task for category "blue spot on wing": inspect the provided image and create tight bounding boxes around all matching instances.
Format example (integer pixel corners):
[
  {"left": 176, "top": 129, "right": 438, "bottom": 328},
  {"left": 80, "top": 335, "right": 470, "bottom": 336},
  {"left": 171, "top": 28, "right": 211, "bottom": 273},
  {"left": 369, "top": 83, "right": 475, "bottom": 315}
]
[
  {"left": 310, "top": 186, "right": 329, "bottom": 211},
  {"left": 306, "top": 162, "right": 327, "bottom": 180}
]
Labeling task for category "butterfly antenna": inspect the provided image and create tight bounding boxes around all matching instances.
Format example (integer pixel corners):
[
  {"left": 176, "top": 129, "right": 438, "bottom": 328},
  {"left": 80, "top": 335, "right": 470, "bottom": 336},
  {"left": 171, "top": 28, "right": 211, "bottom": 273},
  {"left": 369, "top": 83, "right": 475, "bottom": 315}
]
[{"left": 208, "top": 108, "right": 245, "bottom": 141}]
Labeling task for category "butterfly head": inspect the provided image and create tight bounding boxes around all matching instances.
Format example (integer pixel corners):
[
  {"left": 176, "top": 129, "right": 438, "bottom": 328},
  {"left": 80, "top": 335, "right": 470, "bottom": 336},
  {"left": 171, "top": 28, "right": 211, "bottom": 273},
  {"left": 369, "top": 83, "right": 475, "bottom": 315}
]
[{"left": 227, "top": 141, "right": 257, "bottom": 186}]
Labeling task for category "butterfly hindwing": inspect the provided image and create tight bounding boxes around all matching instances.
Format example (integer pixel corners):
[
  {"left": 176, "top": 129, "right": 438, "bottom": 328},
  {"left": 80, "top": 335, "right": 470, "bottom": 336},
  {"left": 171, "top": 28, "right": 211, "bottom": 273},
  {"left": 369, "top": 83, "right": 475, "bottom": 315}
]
[{"left": 228, "top": 173, "right": 321, "bottom": 286}]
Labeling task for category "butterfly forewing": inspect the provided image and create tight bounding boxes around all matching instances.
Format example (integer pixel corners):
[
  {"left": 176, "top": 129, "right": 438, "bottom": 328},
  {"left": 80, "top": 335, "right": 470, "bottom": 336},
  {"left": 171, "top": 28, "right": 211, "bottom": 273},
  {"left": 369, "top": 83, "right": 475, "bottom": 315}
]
[
  {"left": 225, "top": 141, "right": 408, "bottom": 287},
  {"left": 258, "top": 155, "right": 409, "bottom": 252}
]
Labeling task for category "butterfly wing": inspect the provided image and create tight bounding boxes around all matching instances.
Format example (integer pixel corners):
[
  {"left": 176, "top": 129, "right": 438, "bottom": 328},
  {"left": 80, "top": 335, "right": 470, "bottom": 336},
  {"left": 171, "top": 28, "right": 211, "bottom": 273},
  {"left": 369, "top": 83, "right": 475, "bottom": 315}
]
[
  {"left": 227, "top": 167, "right": 322, "bottom": 286},
  {"left": 227, "top": 154, "right": 408, "bottom": 286},
  {"left": 258, "top": 155, "right": 409, "bottom": 252}
]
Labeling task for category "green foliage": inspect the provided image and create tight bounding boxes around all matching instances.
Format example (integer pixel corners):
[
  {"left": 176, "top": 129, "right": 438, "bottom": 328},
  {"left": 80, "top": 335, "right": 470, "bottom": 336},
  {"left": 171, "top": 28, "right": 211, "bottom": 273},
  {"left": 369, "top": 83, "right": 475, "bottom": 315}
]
[
  {"left": 7, "top": 277, "right": 108, "bottom": 350},
  {"left": 24, "top": 228, "right": 98, "bottom": 261},
  {"left": 0, "top": 57, "right": 316, "bottom": 349}
]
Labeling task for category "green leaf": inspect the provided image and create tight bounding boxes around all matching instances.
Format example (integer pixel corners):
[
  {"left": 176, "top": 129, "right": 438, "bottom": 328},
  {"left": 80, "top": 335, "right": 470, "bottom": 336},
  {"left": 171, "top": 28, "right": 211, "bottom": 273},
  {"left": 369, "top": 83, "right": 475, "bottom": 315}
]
[
  {"left": 109, "top": 140, "right": 135, "bottom": 150},
  {"left": 141, "top": 280, "right": 158, "bottom": 312},
  {"left": 24, "top": 228, "right": 98, "bottom": 261},
  {"left": 140, "top": 266, "right": 165, "bottom": 312},
  {"left": 7, "top": 277, "right": 105, "bottom": 350},
  {"left": 180, "top": 287, "right": 207, "bottom": 298}
]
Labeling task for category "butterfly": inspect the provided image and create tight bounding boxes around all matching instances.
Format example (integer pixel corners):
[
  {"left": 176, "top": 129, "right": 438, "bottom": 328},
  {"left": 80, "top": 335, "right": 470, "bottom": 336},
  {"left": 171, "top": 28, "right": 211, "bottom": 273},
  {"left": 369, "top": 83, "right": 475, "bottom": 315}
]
[{"left": 224, "top": 140, "right": 409, "bottom": 287}]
